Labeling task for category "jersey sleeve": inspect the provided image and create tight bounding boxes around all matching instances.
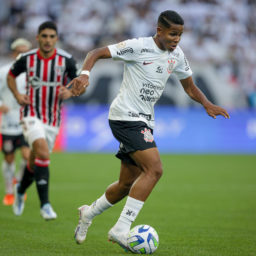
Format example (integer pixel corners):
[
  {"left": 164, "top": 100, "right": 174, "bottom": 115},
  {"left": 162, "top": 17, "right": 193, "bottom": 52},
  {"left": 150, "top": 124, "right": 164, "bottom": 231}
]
[
  {"left": 9, "top": 55, "right": 27, "bottom": 77},
  {"left": 173, "top": 52, "right": 193, "bottom": 80},
  {"left": 65, "top": 56, "right": 78, "bottom": 80},
  {"left": 108, "top": 38, "right": 142, "bottom": 62}
]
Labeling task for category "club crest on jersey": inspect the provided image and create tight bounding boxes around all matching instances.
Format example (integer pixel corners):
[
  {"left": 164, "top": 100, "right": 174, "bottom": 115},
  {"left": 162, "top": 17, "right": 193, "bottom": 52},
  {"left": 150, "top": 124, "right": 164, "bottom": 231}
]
[
  {"left": 141, "top": 128, "right": 154, "bottom": 143},
  {"left": 167, "top": 58, "right": 176, "bottom": 74}
]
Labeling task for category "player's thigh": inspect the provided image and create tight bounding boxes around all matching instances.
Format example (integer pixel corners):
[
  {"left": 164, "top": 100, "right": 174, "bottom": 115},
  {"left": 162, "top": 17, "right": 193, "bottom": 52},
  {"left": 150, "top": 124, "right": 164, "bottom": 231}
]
[
  {"left": 21, "top": 117, "right": 46, "bottom": 147},
  {"left": 20, "top": 145, "right": 30, "bottom": 161},
  {"left": 119, "top": 161, "right": 142, "bottom": 187},
  {"left": 130, "top": 147, "right": 162, "bottom": 174},
  {"left": 44, "top": 125, "right": 59, "bottom": 152},
  {"left": 32, "top": 138, "right": 49, "bottom": 159}
]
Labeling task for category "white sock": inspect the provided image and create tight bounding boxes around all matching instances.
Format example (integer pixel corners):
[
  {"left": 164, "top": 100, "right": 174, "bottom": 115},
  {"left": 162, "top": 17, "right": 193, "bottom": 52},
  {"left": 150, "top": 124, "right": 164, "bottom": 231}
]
[
  {"left": 2, "top": 161, "right": 15, "bottom": 194},
  {"left": 16, "top": 159, "right": 27, "bottom": 182},
  {"left": 85, "top": 193, "right": 113, "bottom": 219},
  {"left": 113, "top": 196, "right": 144, "bottom": 233}
]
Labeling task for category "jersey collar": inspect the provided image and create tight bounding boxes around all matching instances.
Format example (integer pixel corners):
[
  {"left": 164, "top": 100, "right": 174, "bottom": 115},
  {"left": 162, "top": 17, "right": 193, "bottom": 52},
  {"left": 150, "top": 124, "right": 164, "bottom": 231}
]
[{"left": 37, "top": 48, "right": 57, "bottom": 60}]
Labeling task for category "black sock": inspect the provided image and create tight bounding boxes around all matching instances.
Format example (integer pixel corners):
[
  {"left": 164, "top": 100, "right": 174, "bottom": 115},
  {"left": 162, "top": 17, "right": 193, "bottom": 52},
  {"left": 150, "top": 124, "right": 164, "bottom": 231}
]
[
  {"left": 18, "top": 164, "right": 34, "bottom": 194},
  {"left": 34, "top": 158, "right": 50, "bottom": 207}
]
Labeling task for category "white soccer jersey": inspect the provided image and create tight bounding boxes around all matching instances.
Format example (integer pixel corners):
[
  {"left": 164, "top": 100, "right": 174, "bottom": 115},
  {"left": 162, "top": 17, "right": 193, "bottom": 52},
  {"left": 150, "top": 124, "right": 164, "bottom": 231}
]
[
  {"left": 108, "top": 37, "right": 193, "bottom": 128},
  {"left": 0, "top": 62, "right": 26, "bottom": 135}
]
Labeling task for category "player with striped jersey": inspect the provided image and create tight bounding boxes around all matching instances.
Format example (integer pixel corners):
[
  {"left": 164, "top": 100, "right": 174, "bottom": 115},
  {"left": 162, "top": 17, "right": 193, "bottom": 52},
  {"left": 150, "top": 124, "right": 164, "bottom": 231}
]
[{"left": 7, "top": 21, "right": 78, "bottom": 220}]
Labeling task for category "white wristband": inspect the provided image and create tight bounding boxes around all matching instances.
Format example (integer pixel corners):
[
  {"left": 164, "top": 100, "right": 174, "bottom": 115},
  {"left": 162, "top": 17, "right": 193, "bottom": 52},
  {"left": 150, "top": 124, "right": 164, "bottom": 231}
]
[{"left": 80, "top": 70, "right": 90, "bottom": 77}]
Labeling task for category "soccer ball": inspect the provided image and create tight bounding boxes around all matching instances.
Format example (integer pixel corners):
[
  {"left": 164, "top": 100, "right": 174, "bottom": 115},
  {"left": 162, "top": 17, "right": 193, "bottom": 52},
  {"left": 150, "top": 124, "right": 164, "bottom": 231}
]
[{"left": 127, "top": 224, "right": 159, "bottom": 254}]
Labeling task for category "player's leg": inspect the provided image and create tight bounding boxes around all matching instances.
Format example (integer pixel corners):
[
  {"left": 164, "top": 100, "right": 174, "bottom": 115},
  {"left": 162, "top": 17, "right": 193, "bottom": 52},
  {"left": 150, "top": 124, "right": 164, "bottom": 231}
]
[
  {"left": 15, "top": 117, "right": 57, "bottom": 219},
  {"left": 108, "top": 148, "right": 162, "bottom": 249},
  {"left": 16, "top": 140, "right": 30, "bottom": 182},
  {"left": 32, "top": 138, "right": 57, "bottom": 220},
  {"left": 13, "top": 149, "right": 35, "bottom": 216},
  {"left": 17, "top": 149, "right": 35, "bottom": 194},
  {"left": 32, "top": 138, "right": 50, "bottom": 205},
  {"left": 75, "top": 161, "right": 141, "bottom": 244},
  {"left": 105, "top": 161, "right": 142, "bottom": 204},
  {"left": 2, "top": 151, "right": 15, "bottom": 205},
  {"left": 107, "top": 161, "right": 143, "bottom": 249},
  {"left": 129, "top": 147, "right": 162, "bottom": 201}
]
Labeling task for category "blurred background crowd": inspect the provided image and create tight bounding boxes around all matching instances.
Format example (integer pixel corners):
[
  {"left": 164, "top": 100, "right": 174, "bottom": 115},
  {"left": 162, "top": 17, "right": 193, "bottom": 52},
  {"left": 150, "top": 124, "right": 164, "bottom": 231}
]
[{"left": 0, "top": 0, "right": 256, "bottom": 108}]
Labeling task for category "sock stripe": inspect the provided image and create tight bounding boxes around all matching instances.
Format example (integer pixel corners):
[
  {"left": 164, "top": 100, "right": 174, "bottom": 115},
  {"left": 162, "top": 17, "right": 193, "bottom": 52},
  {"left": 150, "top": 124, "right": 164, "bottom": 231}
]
[{"left": 35, "top": 158, "right": 50, "bottom": 167}]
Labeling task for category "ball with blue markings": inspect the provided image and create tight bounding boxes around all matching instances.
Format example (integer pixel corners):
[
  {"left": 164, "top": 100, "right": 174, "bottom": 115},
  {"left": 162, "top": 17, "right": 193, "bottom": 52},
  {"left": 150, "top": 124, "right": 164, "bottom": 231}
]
[{"left": 127, "top": 225, "right": 159, "bottom": 254}]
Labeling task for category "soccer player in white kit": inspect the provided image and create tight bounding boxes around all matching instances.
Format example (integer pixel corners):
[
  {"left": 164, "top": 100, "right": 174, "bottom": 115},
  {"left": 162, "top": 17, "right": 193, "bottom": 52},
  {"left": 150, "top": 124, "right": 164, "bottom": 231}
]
[
  {"left": 0, "top": 38, "right": 31, "bottom": 205},
  {"left": 71, "top": 10, "right": 230, "bottom": 250}
]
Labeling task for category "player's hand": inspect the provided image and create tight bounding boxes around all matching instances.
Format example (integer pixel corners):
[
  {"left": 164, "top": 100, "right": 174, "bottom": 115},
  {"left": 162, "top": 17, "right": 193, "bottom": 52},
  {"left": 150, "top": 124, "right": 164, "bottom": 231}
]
[
  {"left": 0, "top": 105, "right": 9, "bottom": 113},
  {"left": 59, "top": 86, "right": 73, "bottom": 100},
  {"left": 16, "top": 94, "right": 30, "bottom": 106},
  {"left": 66, "top": 75, "right": 89, "bottom": 97},
  {"left": 204, "top": 103, "right": 230, "bottom": 119}
]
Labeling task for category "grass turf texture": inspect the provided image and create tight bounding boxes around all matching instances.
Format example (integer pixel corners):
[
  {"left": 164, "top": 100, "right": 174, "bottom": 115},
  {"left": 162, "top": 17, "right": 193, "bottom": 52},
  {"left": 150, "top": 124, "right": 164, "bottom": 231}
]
[{"left": 0, "top": 153, "right": 255, "bottom": 256}]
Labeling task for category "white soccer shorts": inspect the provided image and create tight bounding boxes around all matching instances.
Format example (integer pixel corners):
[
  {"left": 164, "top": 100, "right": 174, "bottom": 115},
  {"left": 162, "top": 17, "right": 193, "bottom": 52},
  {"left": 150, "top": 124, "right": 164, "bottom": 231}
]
[{"left": 21, "top": 117, "right": 59, "bottom": 152}]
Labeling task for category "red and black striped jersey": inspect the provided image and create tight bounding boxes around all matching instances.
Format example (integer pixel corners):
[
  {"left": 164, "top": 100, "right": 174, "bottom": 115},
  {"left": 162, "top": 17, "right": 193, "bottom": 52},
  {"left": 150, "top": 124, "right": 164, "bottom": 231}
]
[{"left": 9, "top": 48, "right": 77, "bottom": 127}]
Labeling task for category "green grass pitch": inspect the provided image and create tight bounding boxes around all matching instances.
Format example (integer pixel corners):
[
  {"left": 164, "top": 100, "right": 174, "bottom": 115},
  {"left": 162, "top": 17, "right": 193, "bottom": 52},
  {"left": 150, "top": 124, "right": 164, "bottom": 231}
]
[{"left": 0, "top": 153, "right": 255, "bottom": 256}]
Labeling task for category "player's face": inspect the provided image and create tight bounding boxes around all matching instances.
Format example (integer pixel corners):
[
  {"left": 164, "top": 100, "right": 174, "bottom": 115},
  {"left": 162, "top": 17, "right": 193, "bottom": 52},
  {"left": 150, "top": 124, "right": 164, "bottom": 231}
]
[
  {"left": 157, "top": 23, "right": 184, "bottom": 51},
  {"left": 37, "top": 28, "right": 58, "bottom": 55}
]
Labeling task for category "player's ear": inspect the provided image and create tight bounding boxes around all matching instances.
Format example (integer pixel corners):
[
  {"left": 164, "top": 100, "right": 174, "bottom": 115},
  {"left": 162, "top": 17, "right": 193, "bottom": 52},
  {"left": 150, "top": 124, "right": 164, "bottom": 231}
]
[{"left": 156, "top": 26, "right": 163, "bottom": 37}]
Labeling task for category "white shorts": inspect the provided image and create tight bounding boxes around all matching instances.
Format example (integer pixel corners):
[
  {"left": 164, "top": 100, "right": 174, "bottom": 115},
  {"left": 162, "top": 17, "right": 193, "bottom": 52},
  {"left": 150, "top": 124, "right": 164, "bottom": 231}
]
[{"left": 21, "top": 117, "right": 59, "bottom": 152}]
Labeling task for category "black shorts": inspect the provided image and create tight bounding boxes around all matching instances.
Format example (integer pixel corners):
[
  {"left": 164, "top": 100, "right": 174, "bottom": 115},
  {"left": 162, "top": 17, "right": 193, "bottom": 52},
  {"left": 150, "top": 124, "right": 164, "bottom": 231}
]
[
  {"left": 1, "top": 134, "right": 29, "bottom": 154},
  {"left": 109, "top": 120, "right": 157, "bottom": 166}
]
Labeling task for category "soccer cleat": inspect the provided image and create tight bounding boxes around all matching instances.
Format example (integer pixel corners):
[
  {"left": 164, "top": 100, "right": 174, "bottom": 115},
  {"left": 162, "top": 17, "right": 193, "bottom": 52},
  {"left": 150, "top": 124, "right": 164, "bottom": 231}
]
[
  {"left": 108, "top": 228, "right": 130, "bottom": 252},
  {"left": 3, "top": 194, "right": 14, "bottom": 206},
  {"left": 40, "top": 203, "right": 57, "bottom": 220},
  {"left": 13, "top": 184, "right": 25, "bottom": 216},
  {"left": 74, "top": 205, "right": 92, "bottom": 244}
]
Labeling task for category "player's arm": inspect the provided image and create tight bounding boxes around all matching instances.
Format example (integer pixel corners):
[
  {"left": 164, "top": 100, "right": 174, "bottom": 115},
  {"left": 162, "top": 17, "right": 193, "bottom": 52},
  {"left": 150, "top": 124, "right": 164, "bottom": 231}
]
[
  {"left": 7, "top": 73, "right": 30, "bottom": 106},
  {"left": 67, "top": 47, "right": 111, "bottom": 96},
  {"left": 180, "top": 76, "right": 230, "bottom": 119},
  {"left": 59, "top": 55, "right": 85, "bottom": 100}
]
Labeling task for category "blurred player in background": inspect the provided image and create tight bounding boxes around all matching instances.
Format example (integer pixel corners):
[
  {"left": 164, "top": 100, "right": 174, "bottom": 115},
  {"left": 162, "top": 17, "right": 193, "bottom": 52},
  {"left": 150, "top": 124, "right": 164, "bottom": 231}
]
[
  {"left": 69, "top": 10, "right": 230, "bottom": 251},
  {"left": 0, "top": 38, "right": 31, "bottom": 206},
  {"left": 7, "top": 21, "right": 78, "bottom": 220}
]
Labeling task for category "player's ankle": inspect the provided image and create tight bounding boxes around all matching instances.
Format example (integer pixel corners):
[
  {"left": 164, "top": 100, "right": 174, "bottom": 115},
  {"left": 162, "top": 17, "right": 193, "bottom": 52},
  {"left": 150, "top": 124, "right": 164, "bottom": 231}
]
[{"left": 112, "top": 219, "right": 131, "bottom": 233}]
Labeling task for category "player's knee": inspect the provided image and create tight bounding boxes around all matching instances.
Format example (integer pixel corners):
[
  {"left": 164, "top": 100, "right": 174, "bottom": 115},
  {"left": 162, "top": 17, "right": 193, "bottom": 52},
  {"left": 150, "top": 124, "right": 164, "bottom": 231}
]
[
  {"left": 152, "top": 163, "right": 163, "bottom": 181},
  {"left": 4, "top": 153, "right": 15, "bottom": 164},
  {"left": 33, "top": 140, "right": 50, "bottom": 160},
  {"left": 119, "top": 180, "right": 132, "bottom": 194},
  {"left": 144, "top": 161, "right": 163, "bottom": 181},
  {"left": 35, "top": 148, "right": 50, "bottom": 160},
  {"left": 21, "top": 147, "right": 30, "bottom": 161}
]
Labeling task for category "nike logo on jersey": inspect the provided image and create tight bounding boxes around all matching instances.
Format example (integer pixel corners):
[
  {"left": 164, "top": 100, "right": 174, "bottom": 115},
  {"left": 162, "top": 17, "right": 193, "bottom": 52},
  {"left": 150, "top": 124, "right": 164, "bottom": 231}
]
[{"left": 143, "top": 61, "right": 153, "bottom": 65}]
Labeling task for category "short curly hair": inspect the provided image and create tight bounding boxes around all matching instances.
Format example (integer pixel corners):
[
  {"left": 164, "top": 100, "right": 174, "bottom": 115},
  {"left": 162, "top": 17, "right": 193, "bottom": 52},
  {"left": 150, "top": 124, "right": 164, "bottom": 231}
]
[{"left": 158, "top": 10, "right": 184, "bottom": 28}]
